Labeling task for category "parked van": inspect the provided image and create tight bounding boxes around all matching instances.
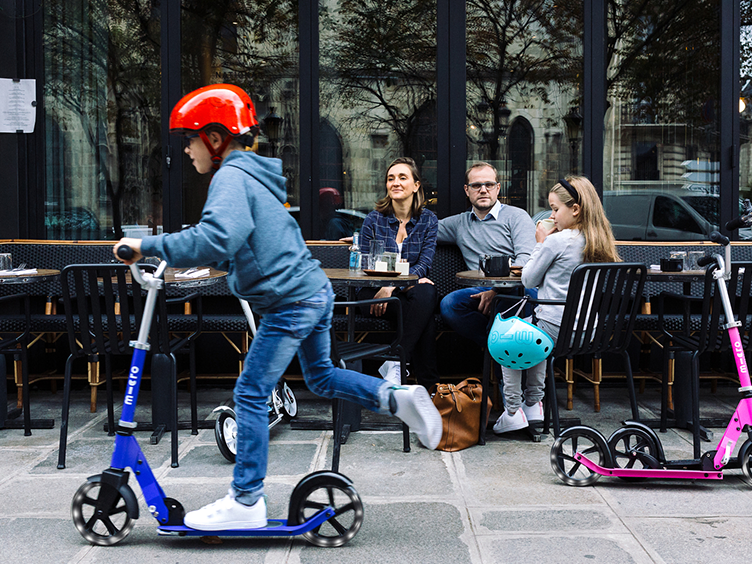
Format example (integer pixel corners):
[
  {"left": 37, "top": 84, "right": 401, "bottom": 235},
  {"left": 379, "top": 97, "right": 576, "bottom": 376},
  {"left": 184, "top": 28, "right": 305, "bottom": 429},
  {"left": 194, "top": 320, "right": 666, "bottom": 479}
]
[
  {"left": 531, "top": 190, "right": 714, "bottom": 241},
  {"left": 602, "top": 191, "right": 713, "bottom": 241}
]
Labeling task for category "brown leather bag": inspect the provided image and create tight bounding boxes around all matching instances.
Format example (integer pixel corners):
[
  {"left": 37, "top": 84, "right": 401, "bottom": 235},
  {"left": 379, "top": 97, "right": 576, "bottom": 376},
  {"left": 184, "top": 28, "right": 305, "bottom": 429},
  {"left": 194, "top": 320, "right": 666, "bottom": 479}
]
[{"left": 430, "top": 378, "right": 492, "bottom": 452}]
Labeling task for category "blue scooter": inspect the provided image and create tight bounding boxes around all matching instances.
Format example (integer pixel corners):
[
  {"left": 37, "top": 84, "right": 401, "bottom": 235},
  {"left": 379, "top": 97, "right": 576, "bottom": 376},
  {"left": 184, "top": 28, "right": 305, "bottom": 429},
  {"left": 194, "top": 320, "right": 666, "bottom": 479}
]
[{"left": 70, "top": 247, "right": 363, "bottom": 547}]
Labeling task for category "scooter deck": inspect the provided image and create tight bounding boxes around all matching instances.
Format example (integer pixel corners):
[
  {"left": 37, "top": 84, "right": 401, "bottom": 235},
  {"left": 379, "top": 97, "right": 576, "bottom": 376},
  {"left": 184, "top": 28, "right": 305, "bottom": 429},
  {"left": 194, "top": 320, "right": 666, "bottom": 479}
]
[{"left": 157, "top": 508, "right": 334, "bottom": 537}]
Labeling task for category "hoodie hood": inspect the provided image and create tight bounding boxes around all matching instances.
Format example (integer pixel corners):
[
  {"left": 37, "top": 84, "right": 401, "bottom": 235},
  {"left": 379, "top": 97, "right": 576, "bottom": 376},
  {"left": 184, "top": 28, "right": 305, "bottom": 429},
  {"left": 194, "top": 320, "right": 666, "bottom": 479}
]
[{"left": 222, "top": 149, "right": 287, "bottom": 205}]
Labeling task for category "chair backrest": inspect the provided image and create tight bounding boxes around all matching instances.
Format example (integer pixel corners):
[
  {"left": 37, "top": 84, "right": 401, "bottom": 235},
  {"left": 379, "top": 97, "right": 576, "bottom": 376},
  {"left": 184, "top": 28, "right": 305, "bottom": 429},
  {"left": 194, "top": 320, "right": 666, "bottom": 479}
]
[
  {"left": 554, "top": 262, "right": 647, "bottom": 358},
  {"left": 61, "top": 263, "right": 156, "bottom": 358},
  {"left": 697, "top": 261, "right": 752, "bottom": 354}
]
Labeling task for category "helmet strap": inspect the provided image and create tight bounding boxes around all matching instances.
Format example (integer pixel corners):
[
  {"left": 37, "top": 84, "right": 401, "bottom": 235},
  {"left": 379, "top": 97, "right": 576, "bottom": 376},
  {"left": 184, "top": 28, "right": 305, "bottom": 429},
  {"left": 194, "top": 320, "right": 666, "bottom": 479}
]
[
  {"left": 199, "top": 130, "right": 234, "bottom": 170},
  {"left": 499, "top": 296, "right": 529, "bottom": 319}
]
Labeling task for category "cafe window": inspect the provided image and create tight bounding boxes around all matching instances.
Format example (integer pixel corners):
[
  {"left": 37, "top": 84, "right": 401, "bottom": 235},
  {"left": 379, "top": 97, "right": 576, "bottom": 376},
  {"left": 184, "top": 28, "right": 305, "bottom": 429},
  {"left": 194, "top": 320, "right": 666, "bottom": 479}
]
[
  {"left": 43, "top": 0, "right": 162, "bottom": 240},
  {"left": 318, "top": 0, "right": 437, "bottom": 237},
  {"left": 466, "top": 1, "right": 583, "bottom": 216},
  {"left": 604, "top": 0, "right": 721, "bottom": 218},
  {"left": 180, "top": 1, "right": 300, "bottom": 227}
]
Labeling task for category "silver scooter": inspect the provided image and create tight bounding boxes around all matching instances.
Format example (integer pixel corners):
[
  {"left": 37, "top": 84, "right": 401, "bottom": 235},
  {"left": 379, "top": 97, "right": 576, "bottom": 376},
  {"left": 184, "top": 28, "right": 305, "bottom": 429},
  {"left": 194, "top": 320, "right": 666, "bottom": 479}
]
[{"left": 213, "top": 299, "right": 298, "bottom": 462}]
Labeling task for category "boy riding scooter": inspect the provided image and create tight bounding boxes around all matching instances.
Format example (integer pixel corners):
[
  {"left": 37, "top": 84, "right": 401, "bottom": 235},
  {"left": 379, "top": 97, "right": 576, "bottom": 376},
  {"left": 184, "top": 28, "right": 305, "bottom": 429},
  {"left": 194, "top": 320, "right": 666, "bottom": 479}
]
[{"left": 114, "top": 84, "right": 441, "bottom": 531}]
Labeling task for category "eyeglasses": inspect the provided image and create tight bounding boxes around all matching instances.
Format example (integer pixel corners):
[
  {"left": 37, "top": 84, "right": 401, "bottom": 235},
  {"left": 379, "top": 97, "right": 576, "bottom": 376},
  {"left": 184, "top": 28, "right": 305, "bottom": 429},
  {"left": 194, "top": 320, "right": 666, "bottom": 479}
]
[
  {"left": 184, "top": 133, "right": 199, "bottom": 147},
  {"left": 466, "top": 182, "right": 499, "bottom": 192}
]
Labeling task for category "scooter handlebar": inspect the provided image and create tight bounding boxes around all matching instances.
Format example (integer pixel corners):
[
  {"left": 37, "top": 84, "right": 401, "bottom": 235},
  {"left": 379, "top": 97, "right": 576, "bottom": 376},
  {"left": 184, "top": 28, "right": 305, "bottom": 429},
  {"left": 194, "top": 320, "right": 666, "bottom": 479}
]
[{"left": 117, "top": 245, "right": 134, "bottom": 260}]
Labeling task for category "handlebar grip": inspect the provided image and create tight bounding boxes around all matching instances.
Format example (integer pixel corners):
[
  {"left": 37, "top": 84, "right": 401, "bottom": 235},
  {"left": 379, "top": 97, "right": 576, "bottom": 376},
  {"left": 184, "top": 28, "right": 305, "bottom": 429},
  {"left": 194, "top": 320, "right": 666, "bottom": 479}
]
[
  {"left": 697, "top": 255, "right": 715, "bottom": 267},
  {"left": 725, "top": 217, "right": 746, "bottom": 231},
  {"left": 117, "top": 245, "right": 134, "bottom": 260},
  {"left": 710, "top": 231, "right": 730, "bottom": 246}
]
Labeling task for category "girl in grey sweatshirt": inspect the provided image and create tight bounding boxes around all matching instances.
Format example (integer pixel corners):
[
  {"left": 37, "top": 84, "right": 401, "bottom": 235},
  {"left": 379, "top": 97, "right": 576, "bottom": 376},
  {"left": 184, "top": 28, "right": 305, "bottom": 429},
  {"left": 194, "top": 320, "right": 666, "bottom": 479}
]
[{"left": 493, "top": 177, "right": 619, "bottom": 434}]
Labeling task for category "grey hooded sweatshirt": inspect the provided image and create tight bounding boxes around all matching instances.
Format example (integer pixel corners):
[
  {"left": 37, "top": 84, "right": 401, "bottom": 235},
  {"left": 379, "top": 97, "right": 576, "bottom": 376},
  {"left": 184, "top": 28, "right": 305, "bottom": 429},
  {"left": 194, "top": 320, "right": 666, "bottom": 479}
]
[{"left": 140, "top": 150, "right": 328, "bottom": 314}]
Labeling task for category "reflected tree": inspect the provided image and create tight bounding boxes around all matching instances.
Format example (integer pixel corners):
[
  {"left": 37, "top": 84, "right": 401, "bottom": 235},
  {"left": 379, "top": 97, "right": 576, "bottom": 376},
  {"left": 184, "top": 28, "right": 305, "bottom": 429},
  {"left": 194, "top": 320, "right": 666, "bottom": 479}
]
[
  {"left": 606, "top": 0, "right": 720, "bottom": 127},
  {"left": 466, "top": 0, "right": 583, "bottom": 160},
  {"left": 322, "top": 0, "right": 437, "bottom": 155},
  {"left": 44, "top": 0, "right": 161, "bottom": 238}
]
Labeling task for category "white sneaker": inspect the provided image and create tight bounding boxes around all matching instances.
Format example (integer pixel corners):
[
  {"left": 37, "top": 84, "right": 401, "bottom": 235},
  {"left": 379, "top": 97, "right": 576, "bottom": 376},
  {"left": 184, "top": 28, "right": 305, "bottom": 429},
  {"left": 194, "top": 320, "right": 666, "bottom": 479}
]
[
  {"left": 184, "top": 492, "right": 267, "bottom": 531},
  {"left": 493, "top": 409, "right": 528, "bottom": 434},
  {"left": 390, "top": 385, "right": 442, "bottom": 450},
  {"left": 378, "top": 361, "right": 404, "bottom": 385},
  {"left": 521, "top": 401, "right": 544, "bottom": 424}
]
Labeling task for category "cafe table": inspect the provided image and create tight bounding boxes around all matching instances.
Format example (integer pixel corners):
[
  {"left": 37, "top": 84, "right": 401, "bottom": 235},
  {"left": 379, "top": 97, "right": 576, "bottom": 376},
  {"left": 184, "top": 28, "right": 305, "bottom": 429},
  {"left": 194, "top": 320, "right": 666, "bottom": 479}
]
[
  {"left": 0, "top": 269, "right": 60, "bottom": 432},
  {"left": 290, "top": 268, "right": 418, "bottom": 444}
]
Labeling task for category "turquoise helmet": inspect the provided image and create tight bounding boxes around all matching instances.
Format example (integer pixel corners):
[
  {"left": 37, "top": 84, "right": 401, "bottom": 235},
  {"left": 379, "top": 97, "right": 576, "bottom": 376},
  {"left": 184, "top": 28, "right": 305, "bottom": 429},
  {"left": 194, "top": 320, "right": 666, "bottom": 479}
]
[{"left": 487, "top": 314, "right": 554, "bottom": 369}]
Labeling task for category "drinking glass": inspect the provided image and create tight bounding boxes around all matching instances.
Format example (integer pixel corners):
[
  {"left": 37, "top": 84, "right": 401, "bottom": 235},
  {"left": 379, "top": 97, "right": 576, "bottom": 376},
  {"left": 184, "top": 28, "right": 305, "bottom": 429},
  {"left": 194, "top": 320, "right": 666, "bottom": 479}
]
[{"left": 0, "top": 254, "right": 12, "bottom": 271}]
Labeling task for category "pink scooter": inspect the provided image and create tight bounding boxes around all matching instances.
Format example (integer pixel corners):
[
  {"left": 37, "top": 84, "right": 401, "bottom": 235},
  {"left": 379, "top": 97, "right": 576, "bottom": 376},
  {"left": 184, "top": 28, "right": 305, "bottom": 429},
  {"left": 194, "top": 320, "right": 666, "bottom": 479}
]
[{"left": 551, "top": 226, "right": 752, "bottom": 486}]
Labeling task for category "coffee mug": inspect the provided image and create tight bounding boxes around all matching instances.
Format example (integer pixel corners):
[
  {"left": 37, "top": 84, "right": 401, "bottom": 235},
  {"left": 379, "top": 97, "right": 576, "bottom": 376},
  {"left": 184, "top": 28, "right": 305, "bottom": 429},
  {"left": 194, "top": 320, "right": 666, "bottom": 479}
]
[{"left": 479, "top": 254, "right": 511, "bottom": 277}]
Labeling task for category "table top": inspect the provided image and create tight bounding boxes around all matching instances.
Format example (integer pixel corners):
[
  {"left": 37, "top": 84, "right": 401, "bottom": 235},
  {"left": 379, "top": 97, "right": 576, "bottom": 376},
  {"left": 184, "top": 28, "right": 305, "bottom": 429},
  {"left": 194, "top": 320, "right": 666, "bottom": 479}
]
[
  {"left": 163, "top": 267, "right": 226, "bottom": 288},
  {"left": 645, "top": 269, "right": 706, "bottom": 282},
  {"left": 323, "top": 268, "right": 418, "bottom": 287},
  {"left": 115, "top": 267, "right": 226, "bottom": 289},
  {"left": 455, "top": 270, "right": 523, "bottom": 288},
  {"left": 0, "top": 269, "right": 60, "bottom": 284}
]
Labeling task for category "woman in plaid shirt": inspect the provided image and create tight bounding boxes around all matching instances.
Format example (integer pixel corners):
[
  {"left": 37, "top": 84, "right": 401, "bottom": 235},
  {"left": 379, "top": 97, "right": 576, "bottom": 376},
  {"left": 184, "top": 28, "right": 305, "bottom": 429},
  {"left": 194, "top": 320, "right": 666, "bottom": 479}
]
[{"left": 357, "top": 157, "right": 439, "bottom": 390}]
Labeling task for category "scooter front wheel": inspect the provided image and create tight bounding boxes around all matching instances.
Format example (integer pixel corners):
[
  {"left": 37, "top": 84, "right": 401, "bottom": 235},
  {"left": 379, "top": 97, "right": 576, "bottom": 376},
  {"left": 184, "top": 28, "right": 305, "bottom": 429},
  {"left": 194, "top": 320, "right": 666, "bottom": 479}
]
[
  {"left": 215, "top": 410, "right": 238, "bottom": 463},
  {"left": 738, "top": 440, "right": 752, "bottom": 486},
  {"left": 290, "top": 474, "right": 364, "bottom": 547},
  {"left": 280, "top": 381, "right": 298, "bottom": 419},
  {"left": 71, "top": 477, "right": 137, "bottom": 546}
]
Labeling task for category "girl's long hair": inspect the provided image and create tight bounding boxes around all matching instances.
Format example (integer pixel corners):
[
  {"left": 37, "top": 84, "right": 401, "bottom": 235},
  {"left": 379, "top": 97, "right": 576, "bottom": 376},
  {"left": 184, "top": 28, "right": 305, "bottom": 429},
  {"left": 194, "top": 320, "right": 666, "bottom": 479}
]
[
  {"left": 552, "top": 176, "right": 620, "bottom": 263},
  {"left": 375, "top": 157, "right": 426, "bottom": 218}
]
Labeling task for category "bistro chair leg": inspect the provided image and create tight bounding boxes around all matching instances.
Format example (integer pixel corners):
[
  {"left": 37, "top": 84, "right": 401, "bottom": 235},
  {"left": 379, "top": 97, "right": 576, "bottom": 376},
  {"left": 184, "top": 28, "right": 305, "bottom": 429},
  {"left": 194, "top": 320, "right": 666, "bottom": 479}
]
[{"left": 57, "top": 355, "right": 75, "bottom": 469}]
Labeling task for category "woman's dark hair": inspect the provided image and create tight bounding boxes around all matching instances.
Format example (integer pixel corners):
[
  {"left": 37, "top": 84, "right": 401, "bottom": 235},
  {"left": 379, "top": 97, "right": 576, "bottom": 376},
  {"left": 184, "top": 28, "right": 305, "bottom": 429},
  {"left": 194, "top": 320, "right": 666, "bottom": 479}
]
[{"left": 375, "top": 157, "right": 426, "bottom": 218}]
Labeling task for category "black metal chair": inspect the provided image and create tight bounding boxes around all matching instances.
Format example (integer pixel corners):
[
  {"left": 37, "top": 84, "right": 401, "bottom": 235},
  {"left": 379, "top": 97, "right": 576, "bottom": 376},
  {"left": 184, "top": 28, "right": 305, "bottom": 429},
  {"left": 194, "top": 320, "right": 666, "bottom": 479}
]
[
  {"left": 481, "top": 262, "right": 647, "bottom": 442},
  {"left": 0, "top": 293, "right": 32, "bottom": 434},
  {"left": 56, "top": 263, "right": 202, "bottom": 469},
  {"left": 329, "top": 296, "right": 407, "bottom": 472},
  {"left": 657, "top": 261, "right": 752, "bottom": 459}
]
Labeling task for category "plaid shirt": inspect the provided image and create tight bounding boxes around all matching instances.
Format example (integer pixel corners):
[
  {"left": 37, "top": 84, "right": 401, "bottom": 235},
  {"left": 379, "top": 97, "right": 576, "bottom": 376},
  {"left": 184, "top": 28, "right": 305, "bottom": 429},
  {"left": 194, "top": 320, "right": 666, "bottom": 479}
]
[{"left": 359, "top": 208, "right": 438, "bottom": 279}]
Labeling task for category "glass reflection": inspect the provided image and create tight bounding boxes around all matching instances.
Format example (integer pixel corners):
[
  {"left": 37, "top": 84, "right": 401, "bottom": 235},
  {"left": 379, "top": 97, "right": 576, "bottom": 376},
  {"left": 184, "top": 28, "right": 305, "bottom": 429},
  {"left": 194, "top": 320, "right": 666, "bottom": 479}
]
[
  {"left": 180, "top": 1, "right": 299, "bottom": 226},
  {"left": 319, "top": 0, "right": 437, "bottom": 240},
  {"left": 740, "top": 1, "right": 752, "bottom": 232},
  {"left": 43, "top": 0, "right": 162, "bottom": 239},
  {"left": 466, "top": 0, "right": 583, "bottom": 215},
  {"left": 604, "top": 0, "right": 721, "bottom": 240}
]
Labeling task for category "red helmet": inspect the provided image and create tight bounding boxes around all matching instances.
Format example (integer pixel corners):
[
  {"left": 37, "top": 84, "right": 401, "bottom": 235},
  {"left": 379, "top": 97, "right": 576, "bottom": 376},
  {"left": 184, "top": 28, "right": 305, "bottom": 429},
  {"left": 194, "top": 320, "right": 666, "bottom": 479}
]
[{"left": 169, "top": 84, "right": 258, "bottom": 135}]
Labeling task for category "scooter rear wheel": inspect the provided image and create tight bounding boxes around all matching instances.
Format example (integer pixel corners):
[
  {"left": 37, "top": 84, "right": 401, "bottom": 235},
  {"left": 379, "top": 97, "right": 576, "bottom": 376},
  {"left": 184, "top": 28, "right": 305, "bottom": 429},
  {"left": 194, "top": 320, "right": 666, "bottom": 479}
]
[
  {"left": 215, "top": 410, "right": 237, "bottom": 463},
  {"left": 71, "top": 478, "right": 136, "bottom": 545},
  {"left": 292, "top": 477, "right": 364, "bottom": 547},
  {"left": 551, "top": 426, "right": 613, "bottom": 487},
  {"left": 608, "top": 426, "right": 660, "bottom": 481}
]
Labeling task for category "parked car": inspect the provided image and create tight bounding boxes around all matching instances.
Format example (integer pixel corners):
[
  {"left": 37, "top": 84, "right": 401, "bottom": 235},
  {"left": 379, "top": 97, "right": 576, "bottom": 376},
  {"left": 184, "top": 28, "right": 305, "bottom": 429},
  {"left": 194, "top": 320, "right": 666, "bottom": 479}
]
[{"left": 529, "top": 191, "right": 714, "bottom": 241}]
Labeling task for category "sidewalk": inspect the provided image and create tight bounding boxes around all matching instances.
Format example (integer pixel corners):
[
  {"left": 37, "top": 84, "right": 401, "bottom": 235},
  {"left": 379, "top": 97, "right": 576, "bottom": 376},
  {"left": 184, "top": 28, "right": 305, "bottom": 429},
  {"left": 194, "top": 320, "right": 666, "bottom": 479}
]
[{"left": 1, "top": 381, "right": 751, "bottom": 564}]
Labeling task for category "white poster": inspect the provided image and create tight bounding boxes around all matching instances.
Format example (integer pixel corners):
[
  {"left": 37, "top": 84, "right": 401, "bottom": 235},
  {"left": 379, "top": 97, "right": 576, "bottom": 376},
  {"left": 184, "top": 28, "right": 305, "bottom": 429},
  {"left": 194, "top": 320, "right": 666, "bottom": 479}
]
[{"left": 0, "top": 79, "right": 37, "bottom": 133}]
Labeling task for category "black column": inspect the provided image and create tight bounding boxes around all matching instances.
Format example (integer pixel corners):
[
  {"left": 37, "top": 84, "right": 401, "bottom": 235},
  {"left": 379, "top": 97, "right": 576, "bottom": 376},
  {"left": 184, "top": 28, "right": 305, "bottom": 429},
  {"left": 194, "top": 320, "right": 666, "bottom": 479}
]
[
  {"left": 583, "top": 0, "right": 606, "bottom": 195},
  {"left": 299, "top": 2, "right": 319, "bottom": 240},
  {"left": 720, "top": 0, "right": 740, "bottom": 238},
  {"left": 437, "top": 0, "right": 466, "bottom": 218},
  {"left": 161, "top": 0, "right": 182, "bottom": 233}
]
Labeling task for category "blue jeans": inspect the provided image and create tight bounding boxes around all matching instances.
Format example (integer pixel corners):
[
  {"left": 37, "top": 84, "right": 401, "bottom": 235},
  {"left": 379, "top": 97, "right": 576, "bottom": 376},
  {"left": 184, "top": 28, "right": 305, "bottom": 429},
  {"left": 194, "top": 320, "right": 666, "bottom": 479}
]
[
  {"left": 232, "top": 282, "right": 389, "bottom": 505},
  {"left": 439, "top": 287, "right": 538, "bottom": 347}
]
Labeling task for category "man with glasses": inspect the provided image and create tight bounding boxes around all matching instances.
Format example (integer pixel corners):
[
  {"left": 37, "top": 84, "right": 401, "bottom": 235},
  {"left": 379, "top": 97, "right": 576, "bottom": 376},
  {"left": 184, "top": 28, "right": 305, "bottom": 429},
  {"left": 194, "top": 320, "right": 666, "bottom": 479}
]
[{"left": 438, "top": 161, "right": 536, "bottom": 348}]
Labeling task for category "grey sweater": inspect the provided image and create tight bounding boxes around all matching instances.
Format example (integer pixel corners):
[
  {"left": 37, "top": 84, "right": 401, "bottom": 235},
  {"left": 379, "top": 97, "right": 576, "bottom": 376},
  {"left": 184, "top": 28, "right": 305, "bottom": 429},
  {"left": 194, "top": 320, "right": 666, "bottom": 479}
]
[
  {"left": 521, "top": 228, "right": 585, "bottom": 326},
  {"left": 437, "top": 204, "right": 536, "bottom": 269}
]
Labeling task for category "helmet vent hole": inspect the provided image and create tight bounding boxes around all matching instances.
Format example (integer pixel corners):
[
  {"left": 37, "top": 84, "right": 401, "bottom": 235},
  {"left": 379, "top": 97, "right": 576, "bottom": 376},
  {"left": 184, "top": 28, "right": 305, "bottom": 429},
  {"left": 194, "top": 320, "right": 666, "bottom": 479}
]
[
  {"left": 504, "top": 350, "right": 510, "bottom": 356},
  {"left": 536, "top": 339, "right": 542, "bottom": 344},
  {"left": 517, "top": 353, "right": 523, "bottom": 357}
]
